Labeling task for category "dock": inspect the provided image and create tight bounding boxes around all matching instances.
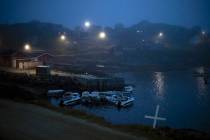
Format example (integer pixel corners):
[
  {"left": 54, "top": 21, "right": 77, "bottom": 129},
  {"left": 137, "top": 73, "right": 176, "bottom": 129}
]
[
  {"left": 50, "top": 70, "right": 125, "bottom": 91},
  {"left": 0, "top": 68, "right": 125, "bottom": 92}
]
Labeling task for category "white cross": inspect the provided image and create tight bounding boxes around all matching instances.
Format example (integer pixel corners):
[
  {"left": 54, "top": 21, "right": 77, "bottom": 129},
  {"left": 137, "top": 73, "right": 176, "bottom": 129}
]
[{"left": 144, "top": 105, "right": 166, "bottom": 128}]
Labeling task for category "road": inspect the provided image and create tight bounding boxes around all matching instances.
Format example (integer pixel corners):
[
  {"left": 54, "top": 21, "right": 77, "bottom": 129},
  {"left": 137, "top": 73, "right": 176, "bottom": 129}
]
[{"left": 0, "top": 99, "right": 146, "bottom": 140}]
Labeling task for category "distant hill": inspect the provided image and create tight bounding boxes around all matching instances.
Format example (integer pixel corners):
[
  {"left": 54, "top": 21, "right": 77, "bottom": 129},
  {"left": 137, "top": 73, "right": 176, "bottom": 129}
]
[
  {"left": 0, "top": 21, "right": 209, "bottom": 51},
  {"left": 0, "top": 21, "right": 74, "bottom": 53},
  {"left": 111, "top": 21, "right": 210, "bottom": 49},
  {"left": 0, "top": 21, "right": 210, "bottom": 67}
]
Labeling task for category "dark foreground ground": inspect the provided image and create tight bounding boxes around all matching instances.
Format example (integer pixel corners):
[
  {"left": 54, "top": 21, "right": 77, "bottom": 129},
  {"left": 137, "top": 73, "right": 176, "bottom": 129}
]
[{"left": 0, "top": 99, "right": 144, "bottom": 140}]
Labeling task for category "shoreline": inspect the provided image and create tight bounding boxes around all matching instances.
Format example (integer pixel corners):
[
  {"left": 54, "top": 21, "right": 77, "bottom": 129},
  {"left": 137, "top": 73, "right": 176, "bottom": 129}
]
[
  {"left": 0, "top": 82, "right": 210, "bottom": 140},
  {"left": 0, "top": 99, "right": 141, "bottom": 140},
  {"left": 0, "top": 68, "right": 210, "bottom": 140},
  {"left": 2, "top": 97, "right": 210, "bottom": 140}
]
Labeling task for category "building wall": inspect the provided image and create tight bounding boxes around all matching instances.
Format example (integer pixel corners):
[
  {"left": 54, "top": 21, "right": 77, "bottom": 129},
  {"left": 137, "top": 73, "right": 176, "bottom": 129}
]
[
  {"left": 23, "top": 61, "right": 42, "bottom": 69},
  {"left": 12, "top": 59, "right": 16, "bottom": 68},
  {"left": 14, "top": 59, "right": 42, "bottom": 70},
  {"left": 11, "top": 53, "right": 52, "bottom": 69}
]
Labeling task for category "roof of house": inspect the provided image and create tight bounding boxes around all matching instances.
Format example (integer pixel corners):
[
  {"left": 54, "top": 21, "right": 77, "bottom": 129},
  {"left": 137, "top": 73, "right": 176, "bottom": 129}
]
[{"left": 12, "top": 51, "right": 54, "bottom": 59}]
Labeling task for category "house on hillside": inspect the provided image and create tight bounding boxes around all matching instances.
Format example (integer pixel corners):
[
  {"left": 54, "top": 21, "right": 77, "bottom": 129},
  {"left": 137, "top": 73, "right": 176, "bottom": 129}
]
[
  {"left": 12, "top": 51, "right": 53, "bottom": 70},
  {"left": 0, "top": 51, "right": 53, "bottom": 70}
]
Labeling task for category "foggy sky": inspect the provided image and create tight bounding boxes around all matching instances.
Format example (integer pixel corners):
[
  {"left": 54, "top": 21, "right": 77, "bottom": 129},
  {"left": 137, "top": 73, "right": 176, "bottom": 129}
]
[{"left": 0, "top": 0, "right": 210, "bottom": 29}]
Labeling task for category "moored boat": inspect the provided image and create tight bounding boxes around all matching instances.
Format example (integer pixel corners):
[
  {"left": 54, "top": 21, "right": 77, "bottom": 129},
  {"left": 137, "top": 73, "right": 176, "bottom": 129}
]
[
  {"left": 116, "top": 96, "right": 135, "bottom": 107},
  {"left": 124, "top": 85, "right": 134, "bottom": 93},
  {"left": 61, "top": 92, "right": 81, "bottom": 106},
  {"left": 81, "top": 91, "right": 102, "bottom": 105},
  {"left": 81, "top": 90, "right": 135, "bottom": 107},
  {"left": 103, "top": 92, "right": 135, "bottom": 108}
]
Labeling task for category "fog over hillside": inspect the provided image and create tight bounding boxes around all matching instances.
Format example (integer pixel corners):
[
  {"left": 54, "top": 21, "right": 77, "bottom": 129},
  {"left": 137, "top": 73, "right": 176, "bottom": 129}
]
[{"left": 0, "top": 21, "right": 210, "bottom": 67}]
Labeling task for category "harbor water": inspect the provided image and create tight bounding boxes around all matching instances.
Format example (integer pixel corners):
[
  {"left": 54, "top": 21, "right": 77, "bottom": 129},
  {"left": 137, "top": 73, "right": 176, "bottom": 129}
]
[{"left": 50, "top": 67, "right": 210, "bottom": 133}]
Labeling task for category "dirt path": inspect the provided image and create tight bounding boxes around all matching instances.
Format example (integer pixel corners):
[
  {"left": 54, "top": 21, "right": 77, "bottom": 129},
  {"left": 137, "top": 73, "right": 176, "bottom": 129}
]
[{"left": 0, "top": 99, "right": 147, "bottom": 140}]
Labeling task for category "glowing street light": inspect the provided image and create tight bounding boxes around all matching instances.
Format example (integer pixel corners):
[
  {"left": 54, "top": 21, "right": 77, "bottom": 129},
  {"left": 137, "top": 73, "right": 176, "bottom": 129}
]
[
  {"left": 24, "top": 44, "right": 31, "bottom": 51},
  {"left": 158, "top": 32, "right": 164, "bottom": 37},
  {"left": 136, "top": 30, "right": 143, "bottom": 33},
  {"left": 60, "top": 34, "right": 66, "bottom": 41},
  {"left": 98, "top": 31, "right": 106, "bottom": 39},
  {"left": 84, "top": 21, "right": 91, "bottom": 28},
  {"left": 202, "top": 31, "right": 206, "bottom": 35}
]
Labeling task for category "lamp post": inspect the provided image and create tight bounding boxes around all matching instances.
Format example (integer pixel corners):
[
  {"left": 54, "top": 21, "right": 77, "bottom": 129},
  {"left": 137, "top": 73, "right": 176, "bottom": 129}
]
[
  {"left": 60, "top": 34, "right": 66, "bottom": 41},
  {"left": 202, "top": 31, "right": 206, "bottom": 35},
  {"left": 24, "top": 43, "right": 31, "bottom": 52},
  {"left": 84, "top": 21, "right": 91, "bottom": 29},
  {"left": 158, "top": 32, "right": 164, "bottom": 38},
  {"left": 98, "top": 31, "right": 106, "bottom": 39},
  {"left": 78, "top": 21, "right": 92, "bottom": 39}
]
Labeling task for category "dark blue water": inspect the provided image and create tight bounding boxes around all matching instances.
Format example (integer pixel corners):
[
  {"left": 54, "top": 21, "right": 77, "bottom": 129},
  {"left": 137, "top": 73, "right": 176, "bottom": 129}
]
[{"left": 51, "top": 67, "right": 210, "bottom": 133}]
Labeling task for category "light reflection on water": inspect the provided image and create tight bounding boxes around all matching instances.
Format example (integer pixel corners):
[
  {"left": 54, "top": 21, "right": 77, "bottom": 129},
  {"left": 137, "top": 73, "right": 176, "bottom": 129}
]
[
  {"left": 196, "top": 79, "right": 209, "bottom": 106},
  {"left": 194, "top": 66, "right": 209, "bottom": 102},
  {"left": 196, "top": 77, "right": 208, "bottom": 97},
  {"left": 153, "top": 72, "right": 165, "bottom": 101}
]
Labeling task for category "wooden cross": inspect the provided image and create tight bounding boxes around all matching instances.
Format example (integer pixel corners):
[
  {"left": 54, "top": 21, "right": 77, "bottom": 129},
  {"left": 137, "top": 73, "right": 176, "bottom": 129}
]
[{"left": 144, "top": 105, "right": 166, "bottom": 128}]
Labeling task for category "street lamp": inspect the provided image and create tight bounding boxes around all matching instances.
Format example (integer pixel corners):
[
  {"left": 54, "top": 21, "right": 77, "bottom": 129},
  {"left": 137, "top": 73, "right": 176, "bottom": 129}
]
[
  {"left": 202, "top": 31, "right": 206, "bottom": 35},
  {"left": 60, "top": 34, "right": 66, "bottom": 41},
  {"left": 158, "top": 32, "right": 164, "bottom": 37},
  {"left": 98, "top": 31, "right": 106, "bottom": 39},
  {"left": 84, "top": 21, "right": 91, "bottom": 28},
  {"left": 24, "top": 44, "right": 31, "bottom": 51}
]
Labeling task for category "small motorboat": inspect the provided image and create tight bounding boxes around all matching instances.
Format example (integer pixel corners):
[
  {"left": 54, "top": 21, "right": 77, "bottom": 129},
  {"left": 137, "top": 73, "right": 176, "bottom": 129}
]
[
  {"left": 80, "top": 90, "right": 135, "bottom": 107},
  {"left": 62, "top": 92, "right": 73, "bottom": 100},
  {"left": 106, "top": 94, "right": 135, "bottom": 108},
  {"left": 124, "top": 85, "right": 134, "bottom": 93},
  {"left": 81, "top": 91, "right": 91, "bottom": 103},
  {"left": 89, "top": 91, "right": 100, "bottom": 100},
  {"left": 99, "top": 91, "right": 116, "bottom": 101},
  {"left": 116, "top": 96, "right": 135, "bottom": 107},
  {"left": 81, "top": 91, "right": 101, "bottom": 104},
  {"left": 61, "top": 92, "right": 81, "bottom": 106},
  {"left": 81, "top": 91, "right": 90, "bottom": 98}
]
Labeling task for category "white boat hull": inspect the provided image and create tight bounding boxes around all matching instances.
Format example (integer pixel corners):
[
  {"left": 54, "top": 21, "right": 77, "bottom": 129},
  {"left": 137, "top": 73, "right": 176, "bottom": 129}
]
[{"left": 63, "top": 98, "right": 81, "bottom": 106}]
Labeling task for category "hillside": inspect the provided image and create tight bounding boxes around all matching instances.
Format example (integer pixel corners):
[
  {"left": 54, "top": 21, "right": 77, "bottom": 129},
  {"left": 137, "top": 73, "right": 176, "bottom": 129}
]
[{"left": 0, "top": 21, "right": 210, "bottom": 68}]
